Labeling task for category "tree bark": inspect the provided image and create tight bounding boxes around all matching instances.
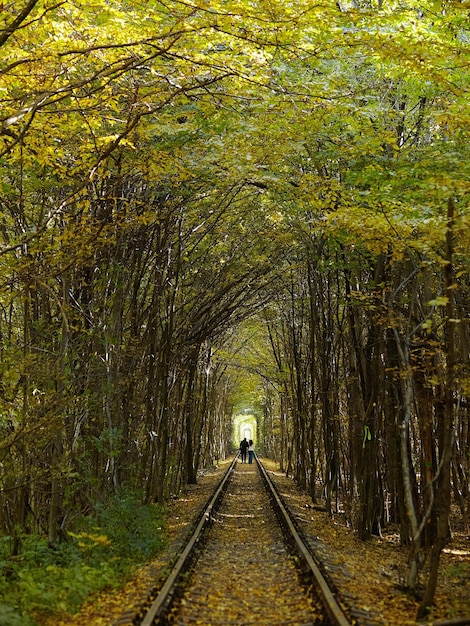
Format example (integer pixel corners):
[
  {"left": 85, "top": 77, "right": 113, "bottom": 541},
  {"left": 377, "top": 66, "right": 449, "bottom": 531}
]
[{"left": 418, "top": 198, "right": 456, "bottom": 617}]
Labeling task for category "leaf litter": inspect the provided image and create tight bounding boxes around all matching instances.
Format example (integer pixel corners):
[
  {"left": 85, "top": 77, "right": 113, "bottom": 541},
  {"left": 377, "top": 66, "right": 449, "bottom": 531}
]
[
  {"left": 44, "top": 458, "right": 470, "bottom": 626},
  {"left": 167, "top": 462, "right": 322, "bottom": 625}
]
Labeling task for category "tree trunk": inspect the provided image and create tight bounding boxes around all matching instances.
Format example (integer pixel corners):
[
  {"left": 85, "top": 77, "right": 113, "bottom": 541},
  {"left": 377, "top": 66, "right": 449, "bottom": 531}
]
[{"left": 418, "top": 198, "right": 456, "bottom": 618}]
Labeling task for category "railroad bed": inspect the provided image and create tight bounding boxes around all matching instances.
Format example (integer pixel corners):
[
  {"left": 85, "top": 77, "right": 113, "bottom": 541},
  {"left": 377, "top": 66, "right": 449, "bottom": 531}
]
[
  {"left": 168, "top": 461, "right": 321, "bottom": 625},
  {"left": 138, "top": 456, "right": 351, "bottom": 626}
]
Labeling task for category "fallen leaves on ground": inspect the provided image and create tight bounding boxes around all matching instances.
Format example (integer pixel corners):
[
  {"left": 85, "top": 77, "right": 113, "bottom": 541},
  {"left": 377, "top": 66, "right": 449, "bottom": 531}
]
[
  {"left": 43, "top": 458, "right": 470, "bottom": 626},
  {"left": 43, "top": 462, "right": 231, "bottom": 626},
  {"left": 266, "top": 460, "right": 470, "bottom": 625},
  {"left": 168, "top": 463, "right": 322, "bottom": 625}
]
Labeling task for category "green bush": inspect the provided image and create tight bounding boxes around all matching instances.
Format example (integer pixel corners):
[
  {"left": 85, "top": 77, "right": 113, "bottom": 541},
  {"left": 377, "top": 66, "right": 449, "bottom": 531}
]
[
  {"left": 84, "top": 490, "right": 166, "bottom": 563},
  {"left": 0, "top": 604, "right": 36, "bottom": 626},
  {"left": 0, "top": 491, "right": 166, "bottom": 625}
]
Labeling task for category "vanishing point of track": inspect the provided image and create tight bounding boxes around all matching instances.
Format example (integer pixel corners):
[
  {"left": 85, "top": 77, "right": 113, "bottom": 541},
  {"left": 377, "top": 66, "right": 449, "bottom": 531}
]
[{"left": 136, "top": 455, "right": 352, "bottom": 626}]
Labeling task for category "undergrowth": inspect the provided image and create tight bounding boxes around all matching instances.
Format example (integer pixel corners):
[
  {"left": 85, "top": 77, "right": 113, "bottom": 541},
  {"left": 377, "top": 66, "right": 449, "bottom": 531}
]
[{"left": 0, "top": 491, "right": 166, "bottom": 626}]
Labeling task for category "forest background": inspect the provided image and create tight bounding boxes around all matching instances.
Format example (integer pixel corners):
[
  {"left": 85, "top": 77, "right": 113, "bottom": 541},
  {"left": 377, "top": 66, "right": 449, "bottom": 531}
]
[{"left": 0, "top": 0, "right": 469, "bottom": 624}]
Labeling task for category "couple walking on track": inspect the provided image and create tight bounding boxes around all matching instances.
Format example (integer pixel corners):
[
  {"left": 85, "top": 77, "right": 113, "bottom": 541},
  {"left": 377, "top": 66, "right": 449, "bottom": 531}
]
[{"left": 239, "top": 438, "right": 255, "bottom": 464}]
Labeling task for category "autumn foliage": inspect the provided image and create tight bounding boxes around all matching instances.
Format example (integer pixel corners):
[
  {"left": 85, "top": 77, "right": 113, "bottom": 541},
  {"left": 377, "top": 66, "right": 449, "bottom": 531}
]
[{"left": 0, "top": 0, "right": 469, "bottom": 622}]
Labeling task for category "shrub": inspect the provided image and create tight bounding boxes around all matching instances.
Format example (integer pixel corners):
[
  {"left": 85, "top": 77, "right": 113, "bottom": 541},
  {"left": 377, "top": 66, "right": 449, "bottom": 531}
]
[{"left": 0, "top": 490, "right": 166, "bottom": 625}]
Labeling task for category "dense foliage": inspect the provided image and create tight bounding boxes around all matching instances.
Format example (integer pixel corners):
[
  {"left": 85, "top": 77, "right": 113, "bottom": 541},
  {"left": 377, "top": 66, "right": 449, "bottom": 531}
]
[
  {"left": 0, "top": 490, "right": 164, "bottom": 624},
  {"left": 0, "top": 0, "right": 469, "bottom": 621}
]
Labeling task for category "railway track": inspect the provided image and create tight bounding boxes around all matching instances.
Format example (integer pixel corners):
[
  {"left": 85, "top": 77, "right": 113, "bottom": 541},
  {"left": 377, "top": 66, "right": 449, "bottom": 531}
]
[{"left": 137, "top": 455, "right": 352, "bottom": 626}]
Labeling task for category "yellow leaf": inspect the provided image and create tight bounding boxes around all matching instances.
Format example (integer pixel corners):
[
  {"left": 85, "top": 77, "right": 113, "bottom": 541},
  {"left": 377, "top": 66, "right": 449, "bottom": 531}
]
[{"left": 427, "top": 296, "right": 449, "bottom": 307}]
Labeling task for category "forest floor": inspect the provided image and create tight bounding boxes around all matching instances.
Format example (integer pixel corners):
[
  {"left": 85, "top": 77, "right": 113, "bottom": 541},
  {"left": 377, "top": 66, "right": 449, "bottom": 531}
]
[{"left": 44, "top": 458, "right": 470, "bottom": 626}]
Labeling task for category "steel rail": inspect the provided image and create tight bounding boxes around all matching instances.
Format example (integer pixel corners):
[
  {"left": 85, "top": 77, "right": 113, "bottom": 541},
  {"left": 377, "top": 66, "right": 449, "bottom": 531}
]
[
  {"left": 140, "top": 454, "right": 239, "bottom": 626},
  {"left": 141, "top": 453, "right": 352, "bottom": 626},
  {"left": 257, "top": 455, "right": 352, "bottom": 626}
]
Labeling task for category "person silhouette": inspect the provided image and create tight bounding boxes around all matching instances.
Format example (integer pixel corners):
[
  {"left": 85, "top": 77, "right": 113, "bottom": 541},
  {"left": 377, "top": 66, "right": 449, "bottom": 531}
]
[{"left": 239, "top": 437, "right": 249, "bottom": 463}]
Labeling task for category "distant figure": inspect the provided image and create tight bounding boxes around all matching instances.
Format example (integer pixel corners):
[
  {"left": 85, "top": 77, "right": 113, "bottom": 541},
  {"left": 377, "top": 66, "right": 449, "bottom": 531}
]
[
  {"left": 248, "top": 440, "right": 255, "bottom": 464},
  {"left": 240, "top": 437, "right": 249, "bottom": 463}
]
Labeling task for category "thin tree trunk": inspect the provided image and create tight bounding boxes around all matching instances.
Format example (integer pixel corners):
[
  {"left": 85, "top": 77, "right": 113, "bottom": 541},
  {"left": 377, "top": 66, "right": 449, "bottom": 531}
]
[{"left": 418, "top": 198, "right": 456, "bottom": 617}]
